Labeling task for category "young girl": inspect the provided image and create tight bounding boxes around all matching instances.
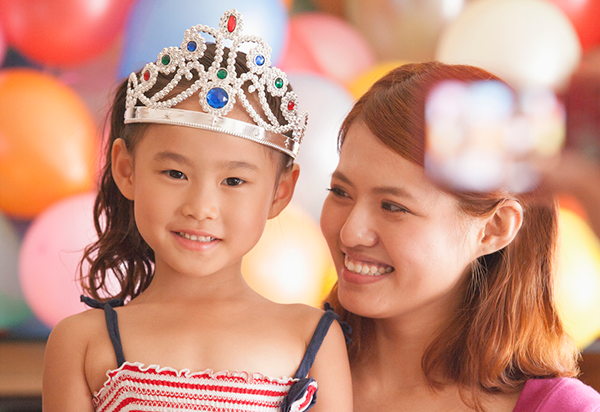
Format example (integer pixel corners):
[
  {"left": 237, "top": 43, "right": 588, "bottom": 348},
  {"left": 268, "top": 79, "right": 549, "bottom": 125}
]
[
  {"left": 43, "top": 10, "right": 352, "bottom": 411},
  {"left": 321, "top": 62, "right": 600, "bottom": 411}
]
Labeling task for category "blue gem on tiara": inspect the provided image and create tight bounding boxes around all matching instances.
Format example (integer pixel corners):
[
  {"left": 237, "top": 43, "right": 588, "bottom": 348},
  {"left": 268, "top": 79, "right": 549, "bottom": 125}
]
[
  {"left": 187, "top": 41, "right": 197, "bottom": 52},
  {"left": 206, "top": 87, "right": 229, "bottom": 109},
  {"left": 255, "top": 55, "right": 265, "bottom": 66}
]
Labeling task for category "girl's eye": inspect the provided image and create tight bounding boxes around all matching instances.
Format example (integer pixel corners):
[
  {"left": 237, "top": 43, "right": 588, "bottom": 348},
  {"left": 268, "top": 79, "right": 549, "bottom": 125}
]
[
  {"left": 223, "top": 177, "right": 245, "bottom": 187},
  {"left": 327, "top": 186, "right": 349, "bottom": 198},
  {"left": 382, "top": 202, "right": 408, "bottom": 213},
  {"left": 166, "top": 170, "right": 186, "bottom": 180}
]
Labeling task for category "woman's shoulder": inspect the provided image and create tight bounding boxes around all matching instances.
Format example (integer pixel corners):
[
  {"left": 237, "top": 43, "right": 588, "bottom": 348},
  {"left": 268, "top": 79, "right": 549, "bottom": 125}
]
[{"left": 514, "top": 377, "right": 600, "bottom": 412}]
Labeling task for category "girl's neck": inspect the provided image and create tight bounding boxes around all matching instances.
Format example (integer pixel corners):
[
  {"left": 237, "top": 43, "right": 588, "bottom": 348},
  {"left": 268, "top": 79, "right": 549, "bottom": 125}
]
[{"left": 134, "top": 259, "right": 254, "bottom": 305}]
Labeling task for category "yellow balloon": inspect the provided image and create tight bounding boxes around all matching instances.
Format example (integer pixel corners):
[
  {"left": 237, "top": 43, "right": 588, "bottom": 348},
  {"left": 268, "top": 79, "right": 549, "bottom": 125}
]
[
  {"left": 347, "top": 61, "right": 406, "bottom": 99},
  {"left": 556, "top": 208, "right": 600, "bottom": 348},
  {"left": 242, "top": 204, "right": 334, "bottom": 308}
]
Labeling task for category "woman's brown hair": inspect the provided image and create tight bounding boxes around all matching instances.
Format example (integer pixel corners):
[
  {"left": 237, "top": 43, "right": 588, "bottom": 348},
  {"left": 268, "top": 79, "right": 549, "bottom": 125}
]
[
  {"left": 326, "top": 61, "right": 578, "bottom": 409},
  {"left": 80, "top": 44, "right": 292, "bottom": 302}
]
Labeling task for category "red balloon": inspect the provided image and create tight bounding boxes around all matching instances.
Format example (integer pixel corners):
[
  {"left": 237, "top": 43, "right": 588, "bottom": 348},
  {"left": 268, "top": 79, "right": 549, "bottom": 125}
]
[
  {"left": 0, "top": 0, "right": 136, "bottom": 67},
  {"left": 548, "top": 0, "right": 600, "bottom": 50}
]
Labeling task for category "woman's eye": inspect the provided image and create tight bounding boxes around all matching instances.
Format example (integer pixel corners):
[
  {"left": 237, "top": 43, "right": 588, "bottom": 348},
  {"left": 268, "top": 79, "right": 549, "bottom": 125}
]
[
  {"left": 327, "top": 186, "right": 349, "bottom": 198},
  {"left": 382, "top": 202, "right": 408, "bottom": 213},
  {"left": 166, "top": 170, "right": 186, "bottom": 180},
  {"left": 224, "top": 177, "right": 245, "bottom": 187}
]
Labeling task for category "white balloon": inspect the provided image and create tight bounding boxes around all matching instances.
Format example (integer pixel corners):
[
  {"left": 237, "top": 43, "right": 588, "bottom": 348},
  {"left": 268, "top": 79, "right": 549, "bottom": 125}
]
[
  {"left": 435, "top": 0, "right": 581, "bottom": 90},
  {"left": 288, "top": 74, "right": 355, "bottom": 220}
]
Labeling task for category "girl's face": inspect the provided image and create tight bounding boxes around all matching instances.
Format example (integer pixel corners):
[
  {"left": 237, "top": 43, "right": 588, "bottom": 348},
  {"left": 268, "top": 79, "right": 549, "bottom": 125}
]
[
  {"left": 320, "top": 122, "right": 486, "bottom": 322},
  {"left": 113, "top": 106, "right": 294, "bottom": 281}
]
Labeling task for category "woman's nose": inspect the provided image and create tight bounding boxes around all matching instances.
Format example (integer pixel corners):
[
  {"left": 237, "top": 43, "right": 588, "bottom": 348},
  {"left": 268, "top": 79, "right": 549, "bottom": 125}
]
[{"left": 339, "top": 203, "right": 378, "bottom": 248}]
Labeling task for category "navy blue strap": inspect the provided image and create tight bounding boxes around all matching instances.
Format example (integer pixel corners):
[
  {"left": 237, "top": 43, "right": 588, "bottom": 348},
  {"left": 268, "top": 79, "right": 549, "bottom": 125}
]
[
  {"left": 294, "top": 309, "right": 340, "bottom": 379},
  {"left": 80, "top": 295, "right": 126, "bottom": 367}
]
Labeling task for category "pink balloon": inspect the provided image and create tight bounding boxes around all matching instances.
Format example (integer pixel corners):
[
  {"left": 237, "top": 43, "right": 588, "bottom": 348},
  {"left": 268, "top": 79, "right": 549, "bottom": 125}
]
[
  {"left": 19, "top": 193, "right": 97, "bottom": 327},
  {"left": 278, "top": 13, "right": 376, "bottom": 84}
]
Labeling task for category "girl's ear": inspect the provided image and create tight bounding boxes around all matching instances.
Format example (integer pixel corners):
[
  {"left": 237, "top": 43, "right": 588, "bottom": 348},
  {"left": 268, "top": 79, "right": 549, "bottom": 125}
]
[
  {"left": 111, "top": 138, "right": 135, "bottom": 200},
  {"left": 478, "top": 199, "right": 524, "bottom": 256},
  {"left": 268, "top": 163, "right": 300, "bottom": 219}
]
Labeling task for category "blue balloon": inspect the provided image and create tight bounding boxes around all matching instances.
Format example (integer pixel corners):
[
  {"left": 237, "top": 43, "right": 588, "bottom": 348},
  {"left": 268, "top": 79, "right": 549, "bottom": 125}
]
[{"left": 118, "top": 0, "right": 289, "bottom": 78}]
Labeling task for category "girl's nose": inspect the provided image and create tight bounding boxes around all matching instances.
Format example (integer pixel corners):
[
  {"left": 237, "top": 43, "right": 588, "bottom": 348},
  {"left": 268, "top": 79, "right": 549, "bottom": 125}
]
[{"left": 181, "top": 184, "right": 219, "bottom": 221}]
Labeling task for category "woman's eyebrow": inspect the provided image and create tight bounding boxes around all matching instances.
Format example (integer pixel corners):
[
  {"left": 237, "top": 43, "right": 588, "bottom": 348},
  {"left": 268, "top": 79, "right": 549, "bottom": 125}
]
[
  {"left": 372, "top": 186, "right": 415, "bottom": 200},
  {"left": 331, "top": 170, "right": 354, "bottom": 186}
]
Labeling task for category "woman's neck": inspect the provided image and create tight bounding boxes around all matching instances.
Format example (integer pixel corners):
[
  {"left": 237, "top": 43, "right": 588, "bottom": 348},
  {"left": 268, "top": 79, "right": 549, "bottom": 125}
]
[{"left": 351, "top": 312, "right": 521, "bottom": 412}]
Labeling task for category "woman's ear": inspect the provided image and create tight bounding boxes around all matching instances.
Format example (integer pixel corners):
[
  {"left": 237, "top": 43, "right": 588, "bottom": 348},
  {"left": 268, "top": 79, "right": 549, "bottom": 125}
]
[
  {"left": 111, "top": 138, "right": 135, "bottom": 200},
  {"left": 268, "top": 163, "right": 300, "bottom": 219},
  {"left": 479, "top": 199, "right": 523, "bottom": 256}
]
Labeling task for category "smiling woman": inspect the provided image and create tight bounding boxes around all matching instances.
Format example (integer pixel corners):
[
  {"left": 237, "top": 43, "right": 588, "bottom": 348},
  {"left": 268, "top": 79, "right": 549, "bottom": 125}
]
[{"left": 321, "top": 62, "right": 600, "bottom": 412}]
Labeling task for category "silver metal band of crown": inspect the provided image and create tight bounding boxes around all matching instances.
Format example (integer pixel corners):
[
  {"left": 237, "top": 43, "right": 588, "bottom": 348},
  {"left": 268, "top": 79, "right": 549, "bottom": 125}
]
[{"left": 124, "top": 107, "right": 299, "bottom": 158}]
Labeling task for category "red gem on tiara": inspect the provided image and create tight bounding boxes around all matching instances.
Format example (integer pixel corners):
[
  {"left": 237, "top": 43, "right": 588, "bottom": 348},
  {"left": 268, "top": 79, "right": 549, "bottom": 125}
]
[
  {"left": 143, "top": 71, "right": 150, "bottom": 81},
  {"left": 227, "top": 15, "right": 237, "bottom": 32},
  {"left": 287, "top": 101, "right": 295, "bottom": 111}
]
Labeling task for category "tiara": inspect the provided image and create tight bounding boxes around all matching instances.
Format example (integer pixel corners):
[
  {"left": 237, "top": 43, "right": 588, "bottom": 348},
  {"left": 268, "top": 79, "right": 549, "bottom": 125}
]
[{"left": 124, "top": 9, "right": 308, "bottom": 159}]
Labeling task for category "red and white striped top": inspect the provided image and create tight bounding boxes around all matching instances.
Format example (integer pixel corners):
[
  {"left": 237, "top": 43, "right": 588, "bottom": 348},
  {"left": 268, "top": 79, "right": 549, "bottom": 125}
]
[{"left": 93, "top": 362, "right": 315, "bottom": 412}]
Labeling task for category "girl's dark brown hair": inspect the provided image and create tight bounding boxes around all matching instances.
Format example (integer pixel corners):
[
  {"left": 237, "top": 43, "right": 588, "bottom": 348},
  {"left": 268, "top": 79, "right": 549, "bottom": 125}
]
[
  {"left": 80, "top": 44, "right": 292, "bottom": 302},
  {"left": 326, "top": 61, "right": 578, "bottom": 409}
]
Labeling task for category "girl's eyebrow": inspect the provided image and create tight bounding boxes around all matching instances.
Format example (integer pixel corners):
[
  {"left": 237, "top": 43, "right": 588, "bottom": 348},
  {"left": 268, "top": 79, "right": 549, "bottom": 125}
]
[
  {"left": 221, "top": 160, "right": 259, "bottom": 172},
  {"left": 154, "top": 151, "right": 193, "bottom": 166}
]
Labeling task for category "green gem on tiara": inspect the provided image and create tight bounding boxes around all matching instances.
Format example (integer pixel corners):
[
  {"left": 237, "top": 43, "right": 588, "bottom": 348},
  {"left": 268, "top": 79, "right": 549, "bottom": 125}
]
[
  {"left": 217, "top": 69, "right": 228, "bottom": 79},
  {"left": 161, "top": 54, "right": 171, "bottom": 65},
  {"left": 275, "top": 78, "right": 284, "bottom": 89}
]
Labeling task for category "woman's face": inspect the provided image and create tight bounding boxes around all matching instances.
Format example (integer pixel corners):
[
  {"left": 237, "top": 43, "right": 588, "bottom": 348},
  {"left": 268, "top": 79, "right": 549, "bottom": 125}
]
[{"left": 320, "top": 121, "right": 486, "bottom": 322}]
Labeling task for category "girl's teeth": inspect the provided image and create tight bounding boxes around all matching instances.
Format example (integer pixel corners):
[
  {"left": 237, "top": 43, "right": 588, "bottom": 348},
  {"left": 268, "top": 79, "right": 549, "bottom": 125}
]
[
  {"left": 179, "top": 232, "right": 214, "bottom": 242},
  {"left": 344, "top": 255, "right": 393, "bottom": 276}
]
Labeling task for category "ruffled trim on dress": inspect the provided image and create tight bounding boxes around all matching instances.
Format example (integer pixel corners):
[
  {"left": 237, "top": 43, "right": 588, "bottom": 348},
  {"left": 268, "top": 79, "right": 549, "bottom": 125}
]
[{"left": 93, "top": 361, "right": 298, "bottom": 401}]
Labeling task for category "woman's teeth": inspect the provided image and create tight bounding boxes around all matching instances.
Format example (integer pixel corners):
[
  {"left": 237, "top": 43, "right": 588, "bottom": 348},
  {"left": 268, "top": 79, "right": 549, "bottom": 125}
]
[
  {"left": 345, "top": 255, "right": 393, "bottom": 276},
  {"left": 177, "top": 232, "right": 215, "bottom": 242}
]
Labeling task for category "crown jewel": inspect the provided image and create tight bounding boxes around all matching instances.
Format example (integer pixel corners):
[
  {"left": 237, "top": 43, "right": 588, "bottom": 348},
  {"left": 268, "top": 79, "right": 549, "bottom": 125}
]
[{"left": 124, "top": 9, "right": 307, "bottom": 158}]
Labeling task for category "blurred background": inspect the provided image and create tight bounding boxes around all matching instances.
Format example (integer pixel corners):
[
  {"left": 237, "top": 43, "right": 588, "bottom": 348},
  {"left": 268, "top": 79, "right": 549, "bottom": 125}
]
[{"left": 1, "top": 0, "right": 600, "bottom": 410}]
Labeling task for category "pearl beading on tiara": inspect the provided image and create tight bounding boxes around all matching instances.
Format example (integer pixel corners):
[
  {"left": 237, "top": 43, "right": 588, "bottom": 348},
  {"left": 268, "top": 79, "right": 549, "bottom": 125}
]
[{"left": 124, "top": 9, "right": 308, "bottom": 158}]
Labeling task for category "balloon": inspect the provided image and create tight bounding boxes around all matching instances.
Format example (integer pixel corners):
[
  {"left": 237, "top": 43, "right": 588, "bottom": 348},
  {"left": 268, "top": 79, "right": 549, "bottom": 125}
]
[
  {"left": 556, "top": 208, "right": 600, "bottom": 349},
  {"left": 0, "top": 213, "right": 32, "bottom": 329},
  {"left": 0, "top": 0, "right": 135, "bottom": 67},
  {"left": 19, "top": 193, "right": 97, "bottom": 328},
  {"left": 436, "top": 0, "right": 581, "bottom": 91},
  {"left": 346, "top": 0, "right": 466, "bottom": 62},
  {"left": 119, "top": 0, "right": 289, "bottom": 78},
  {"left": 0, "top": 69, "right": 97, "bottom": 219},
  {"left": 548, "top": 0, "right": 600, "bottom": 50},
  {"left": 0, "top": 19, "right": 6, "bottom": 66},
  {"left": 288, "top": 73, "right": 355, "bottom": 220},
  {"left": 278, "top": 13, "right": 376, "bottom": 84},
  {"left": 242, "top": 204, "right": 334, "bottom": 307},
  {"left": 348, "top": 61, "right": 406, "bottom": 99}
]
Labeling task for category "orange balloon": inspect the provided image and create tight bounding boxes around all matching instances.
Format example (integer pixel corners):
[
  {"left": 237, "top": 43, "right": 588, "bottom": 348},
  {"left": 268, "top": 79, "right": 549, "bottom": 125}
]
[
  {"left": 242, "top": 204, "right": 334, "bottom": 308},
  {"left": 0, "top": 69, "right": 97, "bottom": 219},
  {"left": 348, "top": 61, "right": 406, "bottom": 99}
]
